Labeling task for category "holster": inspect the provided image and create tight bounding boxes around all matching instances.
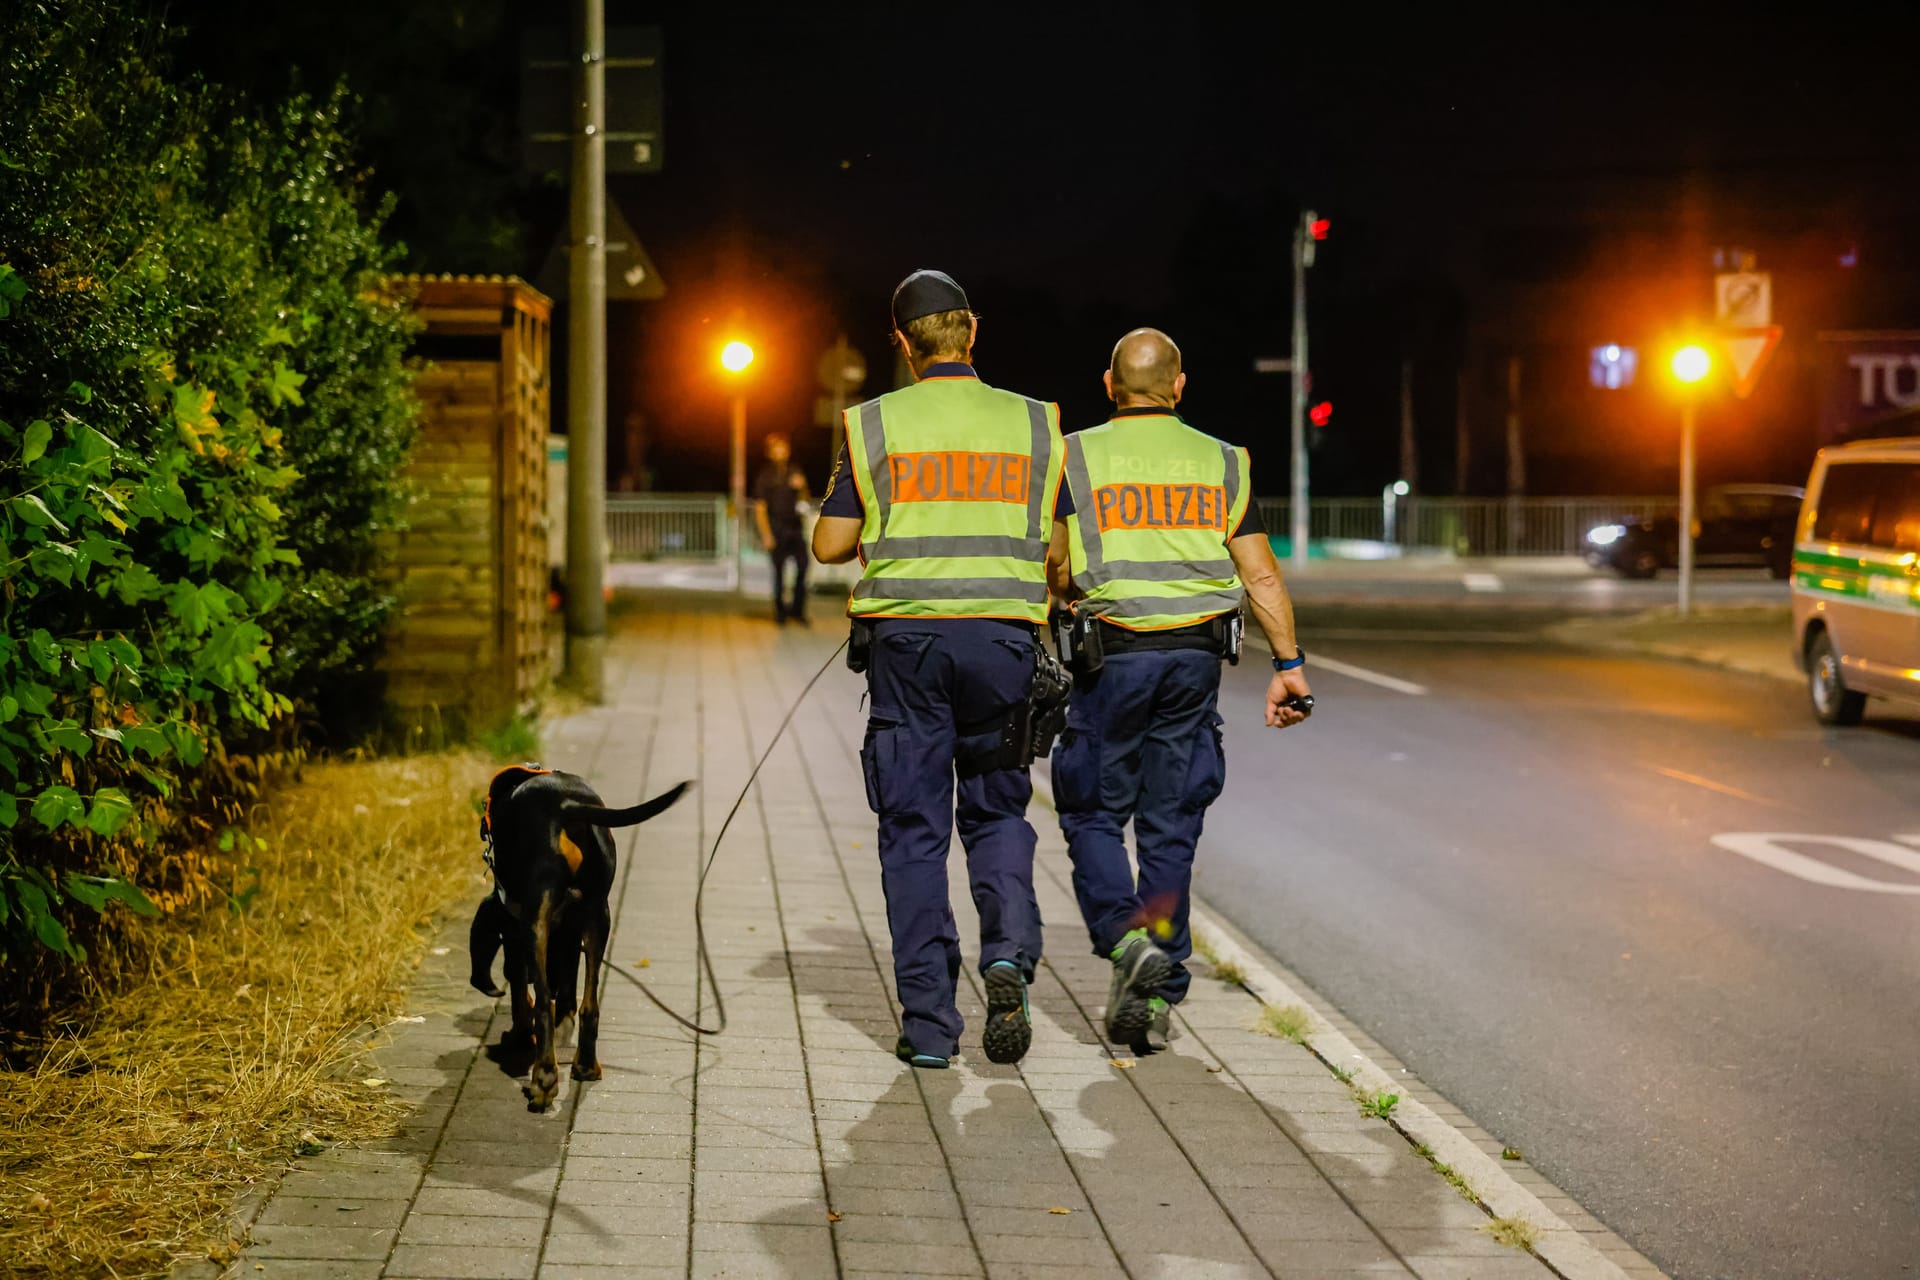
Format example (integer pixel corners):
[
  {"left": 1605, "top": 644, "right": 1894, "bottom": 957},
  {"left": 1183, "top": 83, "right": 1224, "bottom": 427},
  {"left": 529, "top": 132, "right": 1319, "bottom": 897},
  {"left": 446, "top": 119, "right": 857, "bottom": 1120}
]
[
  {"left": 1050, "top": 607, "right": 1105, "bottom": 677},
  {"left": 964, "top": 640, "right": 1075, "bottom": 776},
  {"left": 846, "top": 617, "right": 874, "bottom": 673},
  {"left": 1222, "top": 611, "right": 1244, "bottom": 665}
]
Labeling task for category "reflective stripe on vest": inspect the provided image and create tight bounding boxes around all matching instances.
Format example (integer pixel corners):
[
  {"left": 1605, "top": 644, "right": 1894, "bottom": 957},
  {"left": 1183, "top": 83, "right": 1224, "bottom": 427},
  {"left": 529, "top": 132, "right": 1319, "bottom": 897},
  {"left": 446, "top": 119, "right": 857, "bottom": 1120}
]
[
  {"left": 1063, "top": 416, "right": 1249, "bottom": 631},
  {"left": 845, "top": 380, "right": 1061, "bottom": 621}
]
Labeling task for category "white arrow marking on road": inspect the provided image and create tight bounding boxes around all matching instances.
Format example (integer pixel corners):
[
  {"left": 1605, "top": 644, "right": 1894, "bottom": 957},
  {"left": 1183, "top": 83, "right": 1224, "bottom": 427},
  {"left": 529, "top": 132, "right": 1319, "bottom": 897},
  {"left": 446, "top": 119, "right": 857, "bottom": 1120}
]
[
  {"left": 1711, "top": 833, "right": 1920, "bottom": 894},
  {"left": 1312, "top": 655, "right": 1429, "bottom": 696},
  {"left": 1462, "top": 573, "right": 1504, "bottom": 593}
]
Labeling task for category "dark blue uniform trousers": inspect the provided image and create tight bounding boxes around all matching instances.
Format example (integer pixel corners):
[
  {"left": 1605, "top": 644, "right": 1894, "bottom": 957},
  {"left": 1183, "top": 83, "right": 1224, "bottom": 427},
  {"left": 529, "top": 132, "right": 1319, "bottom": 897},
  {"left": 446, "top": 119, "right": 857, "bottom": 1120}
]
[
  {"left": 1051, "top": 649, "right": 1225, "bottom": 1006},
  {"left": 860, "top": 621, "right": 1043, "bottom": 1057}
]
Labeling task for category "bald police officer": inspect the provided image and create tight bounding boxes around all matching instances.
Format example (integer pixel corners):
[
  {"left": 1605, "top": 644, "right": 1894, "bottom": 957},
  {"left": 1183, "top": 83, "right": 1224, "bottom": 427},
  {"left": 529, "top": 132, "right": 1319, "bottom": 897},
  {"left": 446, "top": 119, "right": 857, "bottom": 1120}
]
[
  {"left": 1046, "top": 328, "right": 1311, "bottom": 1054},
  {"left": 813, "top": 270, "right": 1065, "bottom": 1068}
]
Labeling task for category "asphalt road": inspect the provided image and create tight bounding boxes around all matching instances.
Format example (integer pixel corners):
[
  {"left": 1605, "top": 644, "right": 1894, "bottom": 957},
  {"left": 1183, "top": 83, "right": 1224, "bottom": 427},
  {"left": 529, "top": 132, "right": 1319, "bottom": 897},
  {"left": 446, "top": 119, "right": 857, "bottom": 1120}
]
[{"left": 1196, "top": 609, "right": 1920, "bottom": 1280}]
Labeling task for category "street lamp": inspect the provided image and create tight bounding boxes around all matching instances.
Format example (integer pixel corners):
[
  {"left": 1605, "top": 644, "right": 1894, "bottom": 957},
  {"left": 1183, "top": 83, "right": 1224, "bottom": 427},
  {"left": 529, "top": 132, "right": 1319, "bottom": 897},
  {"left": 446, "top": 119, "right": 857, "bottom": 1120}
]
[
  {"left": 721, "top": 340, "right": 755, "bottom": 592},
  {"left": 1670, "top": 344, "right": 1712, "bottom": 617}
]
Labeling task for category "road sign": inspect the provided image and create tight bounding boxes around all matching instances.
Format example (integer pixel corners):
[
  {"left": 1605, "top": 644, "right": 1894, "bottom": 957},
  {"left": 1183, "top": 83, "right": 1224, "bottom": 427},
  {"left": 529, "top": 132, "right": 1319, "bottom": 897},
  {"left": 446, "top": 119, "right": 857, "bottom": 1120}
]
[
  {"left": 535, "top": 197, "right": 666, "bottom": 302},
  {"left": 817, "top": 336, "right": 867, "bottom": 395},
  {"left": 1718, "top": 325, "right": 1783, "bottom": 399},
  {"left": 1714, "top": 272, "right": 1772, "bottom": 327},
  {"left": 522, "top": 26, "right": 663, "bottom": 178}
]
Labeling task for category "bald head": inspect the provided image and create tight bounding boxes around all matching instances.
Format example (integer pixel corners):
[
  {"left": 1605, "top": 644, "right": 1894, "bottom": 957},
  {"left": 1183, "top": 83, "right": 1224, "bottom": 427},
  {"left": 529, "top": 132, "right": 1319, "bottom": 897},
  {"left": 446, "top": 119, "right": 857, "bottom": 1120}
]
[{"left": 1108, "top": 328, "right": 1184, "bottom": 407}]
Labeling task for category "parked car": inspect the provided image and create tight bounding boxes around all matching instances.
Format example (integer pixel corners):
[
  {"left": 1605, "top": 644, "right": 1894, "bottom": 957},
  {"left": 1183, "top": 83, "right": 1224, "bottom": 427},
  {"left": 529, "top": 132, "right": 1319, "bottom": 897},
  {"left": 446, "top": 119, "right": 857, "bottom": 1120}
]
[
  {"left": 1584, "top": 484, "right": 1804, "bottom": 579},
  {"left": 1790, "top": 438, "right": 1920, "bottom": 725}
]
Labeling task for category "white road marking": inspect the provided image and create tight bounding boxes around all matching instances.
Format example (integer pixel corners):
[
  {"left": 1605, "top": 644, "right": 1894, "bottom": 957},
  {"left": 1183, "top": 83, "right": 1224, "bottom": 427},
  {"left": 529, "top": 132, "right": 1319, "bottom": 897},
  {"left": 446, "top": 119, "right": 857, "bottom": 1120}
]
[
  {"left": 1462, "top": 572, "right": 1504, "bottom": 593},
  {"left": 1710, "top": 833, "right": 1920, "bottom": 894},
  {"left": 1311, "top": 654, "right": 1429, "bottom": 696}
]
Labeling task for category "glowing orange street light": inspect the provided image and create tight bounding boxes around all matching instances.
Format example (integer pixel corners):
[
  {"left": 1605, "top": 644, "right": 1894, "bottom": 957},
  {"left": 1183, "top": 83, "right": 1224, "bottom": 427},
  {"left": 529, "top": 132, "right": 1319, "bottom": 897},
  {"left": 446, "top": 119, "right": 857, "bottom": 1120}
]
[
  {"left": 720, "top": 340, "right": 755, "bottom": 374},
  {"left": 1671, "top": 344, "right": 1711, "bottom": 384},
  {"left": 1669, "top": 343, "right": 1713, "bottom": 616}
]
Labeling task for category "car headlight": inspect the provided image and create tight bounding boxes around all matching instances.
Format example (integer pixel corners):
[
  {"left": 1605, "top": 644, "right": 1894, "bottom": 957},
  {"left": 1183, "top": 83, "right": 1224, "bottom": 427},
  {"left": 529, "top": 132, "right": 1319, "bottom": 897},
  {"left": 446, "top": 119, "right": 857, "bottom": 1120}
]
[{"left": 1586, "top": 524, "right": 1627, "bottom": 546}]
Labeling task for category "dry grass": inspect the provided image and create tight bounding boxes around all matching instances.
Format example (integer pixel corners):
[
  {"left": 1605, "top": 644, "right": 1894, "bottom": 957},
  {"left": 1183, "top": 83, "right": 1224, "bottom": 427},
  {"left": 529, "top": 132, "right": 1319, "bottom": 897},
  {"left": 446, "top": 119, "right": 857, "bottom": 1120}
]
[
  {"left": 1483, "top": 1215, "right": 1542, "bottom": 1250},
  {"left": 0, "top": 750, "right": 490, "bottom": 1279},
  {"left": 1210, "top": 956, "right": 1249, "bottom": 987},
  {"left": 1253, "top": 1003, "right": 1315, "bottom": 1043}
]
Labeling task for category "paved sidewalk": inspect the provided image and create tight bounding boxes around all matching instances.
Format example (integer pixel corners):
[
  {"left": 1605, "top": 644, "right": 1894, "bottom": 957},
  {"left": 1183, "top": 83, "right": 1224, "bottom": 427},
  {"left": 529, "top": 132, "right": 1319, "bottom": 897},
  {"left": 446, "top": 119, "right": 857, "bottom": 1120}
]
[
  {"left": 1547, "top": 606, "right": 1798, "bottom": 684},
  {"left": 235, "top": 603, "right": 1601, "bottom": 1280}
]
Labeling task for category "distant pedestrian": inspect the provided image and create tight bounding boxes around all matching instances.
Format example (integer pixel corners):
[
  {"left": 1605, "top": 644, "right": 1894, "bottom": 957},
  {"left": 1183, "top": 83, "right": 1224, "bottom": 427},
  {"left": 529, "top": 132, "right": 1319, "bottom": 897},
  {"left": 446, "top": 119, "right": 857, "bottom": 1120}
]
[
  {"left": 1047, "top": 328, "right": 1312, "bottom": 1054},
  {"left": 813, "top": 269, "right": 1065, "bottom": 1068},
  {"left": 753, "top": 433, "right": 810, "bottom": 625}
]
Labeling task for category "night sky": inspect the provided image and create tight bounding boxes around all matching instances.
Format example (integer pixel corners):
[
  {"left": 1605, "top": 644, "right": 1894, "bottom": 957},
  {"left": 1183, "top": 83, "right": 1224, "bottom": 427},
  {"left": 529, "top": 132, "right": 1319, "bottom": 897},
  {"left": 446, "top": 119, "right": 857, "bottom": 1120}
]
[{"left": 171, "top": 2, "right": 1920, "bottom": 498}]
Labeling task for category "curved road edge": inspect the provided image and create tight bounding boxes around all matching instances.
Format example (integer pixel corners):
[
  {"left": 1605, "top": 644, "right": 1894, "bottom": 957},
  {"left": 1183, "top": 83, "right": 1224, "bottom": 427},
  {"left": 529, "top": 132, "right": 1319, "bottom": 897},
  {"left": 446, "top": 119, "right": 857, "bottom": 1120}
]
[{"left": 1187, "top": 897, "right": 1664, "bottom": 1280}]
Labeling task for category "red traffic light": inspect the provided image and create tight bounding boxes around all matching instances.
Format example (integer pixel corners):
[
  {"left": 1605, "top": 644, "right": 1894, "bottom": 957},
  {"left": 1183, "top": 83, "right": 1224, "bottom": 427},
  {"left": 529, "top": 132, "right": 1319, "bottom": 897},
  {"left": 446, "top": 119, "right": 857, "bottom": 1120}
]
[
  {"left": 1309, "top": 218, "right": 1331, "bottom": 242},
  {"left": 1309, "top": 401, "right": 1333, "bottom": 427}
]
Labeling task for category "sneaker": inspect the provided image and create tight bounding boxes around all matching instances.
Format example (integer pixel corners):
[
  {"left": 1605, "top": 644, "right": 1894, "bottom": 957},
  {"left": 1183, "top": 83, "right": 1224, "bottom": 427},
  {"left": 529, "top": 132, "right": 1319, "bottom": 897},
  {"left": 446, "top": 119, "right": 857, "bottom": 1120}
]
[
  {"left": 981, "top": 960, "right": 1032, "bottom": 1064},
  {"left": 894, "top": 1036, "right": 949, "bottom": 1069},
  {"left": 1131, "top": 996, "right": 1176, "bottom": 1055},
  {"left": 1105, "top": 931, "right": 1173, "bottom": 1045}
]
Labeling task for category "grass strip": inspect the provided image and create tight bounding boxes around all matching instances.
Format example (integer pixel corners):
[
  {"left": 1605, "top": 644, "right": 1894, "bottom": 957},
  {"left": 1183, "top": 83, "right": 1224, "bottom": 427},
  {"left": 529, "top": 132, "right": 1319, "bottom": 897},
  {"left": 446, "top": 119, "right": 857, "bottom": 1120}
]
[{"left": 0, "top": 750, "right": 489, "bottom": 1278}]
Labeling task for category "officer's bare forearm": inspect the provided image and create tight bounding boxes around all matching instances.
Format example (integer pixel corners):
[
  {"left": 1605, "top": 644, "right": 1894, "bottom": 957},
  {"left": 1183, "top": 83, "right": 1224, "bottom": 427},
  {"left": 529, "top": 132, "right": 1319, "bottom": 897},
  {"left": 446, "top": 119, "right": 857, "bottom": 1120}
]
[
  {"left": 812, "top": 514, "right": 862, "bottom": 564},
  {"left": 1046, "top": 521, "right": 1074, "bottom": 600},
  {"left": 1229, "top": 533, "right": 1298, "bottom": 656}
]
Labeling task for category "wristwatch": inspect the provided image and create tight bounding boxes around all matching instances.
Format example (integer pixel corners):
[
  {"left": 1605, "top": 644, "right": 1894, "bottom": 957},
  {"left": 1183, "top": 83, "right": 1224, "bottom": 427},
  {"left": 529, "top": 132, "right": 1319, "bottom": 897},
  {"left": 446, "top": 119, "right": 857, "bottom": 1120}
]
[{"left": 1272, "top": 646, "right": 1306, "bottom": 672}]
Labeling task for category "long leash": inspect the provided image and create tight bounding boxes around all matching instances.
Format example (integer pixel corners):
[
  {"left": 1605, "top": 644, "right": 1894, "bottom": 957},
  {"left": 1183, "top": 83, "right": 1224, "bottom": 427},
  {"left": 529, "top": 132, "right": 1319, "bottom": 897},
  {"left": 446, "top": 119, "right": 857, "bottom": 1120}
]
[{"left": 606, "top": 637, "right": 850, "bottom": 1036}]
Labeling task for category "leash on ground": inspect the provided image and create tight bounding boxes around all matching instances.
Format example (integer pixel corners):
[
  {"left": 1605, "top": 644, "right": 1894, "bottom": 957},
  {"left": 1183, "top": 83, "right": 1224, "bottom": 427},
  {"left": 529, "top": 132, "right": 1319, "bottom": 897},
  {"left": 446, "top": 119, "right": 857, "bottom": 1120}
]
[{"left": 607, "top": 637, "right": 851, "bottom": 1037}]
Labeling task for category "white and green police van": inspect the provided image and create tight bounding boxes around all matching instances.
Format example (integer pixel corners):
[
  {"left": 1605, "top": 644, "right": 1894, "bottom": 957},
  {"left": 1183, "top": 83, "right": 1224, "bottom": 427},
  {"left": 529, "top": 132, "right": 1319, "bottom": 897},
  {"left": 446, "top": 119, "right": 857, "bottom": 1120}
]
[{"left": 1792, "top": 438, "right": 1920, "bottom": 724}]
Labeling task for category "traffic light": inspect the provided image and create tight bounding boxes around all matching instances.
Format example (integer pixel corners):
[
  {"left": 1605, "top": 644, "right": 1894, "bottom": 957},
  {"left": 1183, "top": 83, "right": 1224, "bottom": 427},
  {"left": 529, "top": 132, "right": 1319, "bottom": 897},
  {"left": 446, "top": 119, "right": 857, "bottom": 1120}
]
[
  {"left": 1309, "top": 218, "right": 1331, "bottom": 242},
  {"left": 1309, "top": 400, "right": 1333, "bottom": 428}
]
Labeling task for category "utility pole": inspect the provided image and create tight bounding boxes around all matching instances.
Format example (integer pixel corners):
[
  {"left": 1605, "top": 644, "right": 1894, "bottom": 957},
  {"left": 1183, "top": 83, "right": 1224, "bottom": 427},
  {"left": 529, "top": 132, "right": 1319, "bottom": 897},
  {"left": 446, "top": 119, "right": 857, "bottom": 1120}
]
[
  {"left": 1504, "top": 354, "right": 1524, "bottom": 556},
  {"left": 1398, "top": 356, "right": 1418, "bottom": 493},
  {"left": 563, "top": 0, "right": 607, "bottom": 701},
  {"left": 1679, "top": 401, "right": 1697, "bottom": 617},
  {"left": 1454, "top": 365, "right": 1471, "bottom": 495},
  {"left": 1289, "top": 211, "right": 1317, "bottom": 571}
]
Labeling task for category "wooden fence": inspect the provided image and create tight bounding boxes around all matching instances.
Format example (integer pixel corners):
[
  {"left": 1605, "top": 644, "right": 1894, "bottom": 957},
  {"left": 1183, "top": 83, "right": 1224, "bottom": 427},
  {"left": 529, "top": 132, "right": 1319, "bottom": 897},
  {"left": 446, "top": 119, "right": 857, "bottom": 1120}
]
[{"left": 379, "top": 275, "right": 552, "bottom": 735}]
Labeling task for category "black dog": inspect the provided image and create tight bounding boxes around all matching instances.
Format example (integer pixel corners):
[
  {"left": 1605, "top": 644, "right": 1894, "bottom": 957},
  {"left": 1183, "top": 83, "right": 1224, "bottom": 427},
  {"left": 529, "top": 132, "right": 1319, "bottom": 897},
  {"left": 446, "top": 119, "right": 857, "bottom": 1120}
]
[{"left": 477, "top": 764, "right": 691, "bottom": 1110}]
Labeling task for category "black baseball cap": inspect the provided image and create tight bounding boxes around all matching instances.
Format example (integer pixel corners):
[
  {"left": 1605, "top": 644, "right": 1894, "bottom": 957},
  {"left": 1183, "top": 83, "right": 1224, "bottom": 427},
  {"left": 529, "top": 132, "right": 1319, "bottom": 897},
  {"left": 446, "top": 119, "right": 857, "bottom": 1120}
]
[{"left": 890, "top": 269, "right": 970, "bottom": 328}]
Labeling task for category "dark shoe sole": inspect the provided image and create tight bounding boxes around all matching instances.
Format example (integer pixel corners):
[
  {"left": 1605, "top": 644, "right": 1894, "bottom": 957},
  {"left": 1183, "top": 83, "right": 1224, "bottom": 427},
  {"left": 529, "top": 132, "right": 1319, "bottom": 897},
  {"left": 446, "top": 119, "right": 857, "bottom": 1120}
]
[
  {"left": 1106, "top": 948, "right": 1173, "bottom": 1043},
  {"left": 981, "top": 964, "right": 1032, "bottom": 1064}
]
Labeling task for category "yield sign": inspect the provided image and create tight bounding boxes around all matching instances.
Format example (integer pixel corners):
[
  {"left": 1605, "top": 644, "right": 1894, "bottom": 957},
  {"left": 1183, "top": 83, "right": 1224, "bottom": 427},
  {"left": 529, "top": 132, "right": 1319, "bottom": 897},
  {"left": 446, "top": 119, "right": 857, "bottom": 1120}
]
[{"left": 1718, "top": 325, "right": 1783, "bottom": 399}]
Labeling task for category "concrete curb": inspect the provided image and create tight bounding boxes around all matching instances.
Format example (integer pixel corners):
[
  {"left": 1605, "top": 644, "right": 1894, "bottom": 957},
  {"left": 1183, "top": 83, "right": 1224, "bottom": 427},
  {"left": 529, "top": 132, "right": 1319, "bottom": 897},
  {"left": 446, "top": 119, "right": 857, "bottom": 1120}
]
[
  {"left": 1032, "top": 769, "right": 1654, "bottom": 1278},
  {"left": 1551, "top": 633, "right": 1800, "bottom": 686},
  {"left": 1187, "top": 898, "right": 1637, "bottom": 1280}
]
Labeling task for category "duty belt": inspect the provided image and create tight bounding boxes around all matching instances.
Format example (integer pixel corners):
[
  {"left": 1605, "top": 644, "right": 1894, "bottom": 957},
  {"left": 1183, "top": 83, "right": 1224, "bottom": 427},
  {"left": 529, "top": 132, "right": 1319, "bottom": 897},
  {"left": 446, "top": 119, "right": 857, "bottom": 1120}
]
[{"left": 1096, "top": 614, "right": 1236, "bottom": 656}]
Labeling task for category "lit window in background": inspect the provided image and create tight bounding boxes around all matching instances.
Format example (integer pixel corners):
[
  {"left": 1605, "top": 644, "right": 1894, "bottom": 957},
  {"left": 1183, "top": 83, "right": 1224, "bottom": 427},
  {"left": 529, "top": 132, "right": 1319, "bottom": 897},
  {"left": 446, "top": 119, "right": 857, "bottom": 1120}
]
[{"left": 1590, "top": 344, "right": 1638, "bottom": 390}]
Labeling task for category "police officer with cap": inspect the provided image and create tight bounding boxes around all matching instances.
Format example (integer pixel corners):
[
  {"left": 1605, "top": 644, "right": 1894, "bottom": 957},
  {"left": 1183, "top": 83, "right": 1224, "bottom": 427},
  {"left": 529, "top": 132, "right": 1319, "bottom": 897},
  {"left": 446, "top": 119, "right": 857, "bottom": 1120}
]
[
  {"left": 813, "top": 270, "right": 1066, "bottom": 1068},
  {"left": 1046, "top": 327, "right": 1311, "bottom": 1054}
]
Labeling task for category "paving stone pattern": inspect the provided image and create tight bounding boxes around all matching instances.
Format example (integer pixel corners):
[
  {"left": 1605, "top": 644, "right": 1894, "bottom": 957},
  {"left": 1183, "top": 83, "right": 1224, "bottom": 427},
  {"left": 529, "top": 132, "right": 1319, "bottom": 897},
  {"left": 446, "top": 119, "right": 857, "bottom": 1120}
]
[{"left": 234, "top": 604, "right": 1605, "bottom": 1279}]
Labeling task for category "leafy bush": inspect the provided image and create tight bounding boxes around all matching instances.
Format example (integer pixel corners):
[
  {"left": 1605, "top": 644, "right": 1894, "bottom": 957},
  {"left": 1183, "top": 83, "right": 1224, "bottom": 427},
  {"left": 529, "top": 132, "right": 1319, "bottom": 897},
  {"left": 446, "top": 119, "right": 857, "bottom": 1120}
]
[{"left": 0, "top": 1, "right": 416, "bottom": 987}]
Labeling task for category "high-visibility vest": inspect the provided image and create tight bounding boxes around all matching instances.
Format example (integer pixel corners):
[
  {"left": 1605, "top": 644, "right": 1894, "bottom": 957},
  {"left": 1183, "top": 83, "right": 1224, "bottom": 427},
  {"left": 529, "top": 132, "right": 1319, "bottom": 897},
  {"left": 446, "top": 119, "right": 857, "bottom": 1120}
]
[
  {"left": 1062, "top": 413, "right": 1250, "bottom": 630},
  {"left": 843, "top": 375, "right": 1063, "bottom": 622}
]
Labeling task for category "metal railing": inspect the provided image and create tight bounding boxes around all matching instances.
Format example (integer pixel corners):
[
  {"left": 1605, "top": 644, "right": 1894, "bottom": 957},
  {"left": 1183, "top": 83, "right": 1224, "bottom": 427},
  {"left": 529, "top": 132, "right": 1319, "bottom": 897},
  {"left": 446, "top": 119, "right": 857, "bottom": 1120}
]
[
  {"left": 605, "top": 493, "right": 730, "bottom": 561},
  {"left": 1254, "top": 496, "right": 1674, "bottom": 557},
  {"left": 601, "top": 493, "right": 1673, "bottom": 563}
]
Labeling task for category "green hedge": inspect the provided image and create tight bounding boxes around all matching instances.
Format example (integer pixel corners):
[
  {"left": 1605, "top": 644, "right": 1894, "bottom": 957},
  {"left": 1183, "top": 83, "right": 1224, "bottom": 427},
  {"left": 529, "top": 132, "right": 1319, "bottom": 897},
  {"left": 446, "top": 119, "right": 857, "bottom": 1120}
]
[{"left": 0, "top": 2, "right": 417, "bottom": 978}]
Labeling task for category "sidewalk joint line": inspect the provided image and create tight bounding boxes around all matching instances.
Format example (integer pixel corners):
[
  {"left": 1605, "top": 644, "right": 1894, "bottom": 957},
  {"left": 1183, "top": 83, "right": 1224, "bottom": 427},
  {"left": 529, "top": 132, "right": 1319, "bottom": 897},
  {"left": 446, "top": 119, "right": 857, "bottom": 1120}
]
[
  {"left": 734, "top": 628, "right": 847, "bottom": 1279},
  {"left": 535, "top": 609, "right": 674, "bottom": 1279},
  {"left": 796, "top": 650, "right": 994, "bottom": 1279}
]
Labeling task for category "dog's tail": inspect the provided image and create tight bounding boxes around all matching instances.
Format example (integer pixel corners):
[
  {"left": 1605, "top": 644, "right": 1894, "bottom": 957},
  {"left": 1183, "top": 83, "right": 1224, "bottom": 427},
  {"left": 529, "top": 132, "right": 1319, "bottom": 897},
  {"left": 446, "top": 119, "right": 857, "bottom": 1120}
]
[{"left": 562, "top": 780, "right": 693, "bottom": 829}]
